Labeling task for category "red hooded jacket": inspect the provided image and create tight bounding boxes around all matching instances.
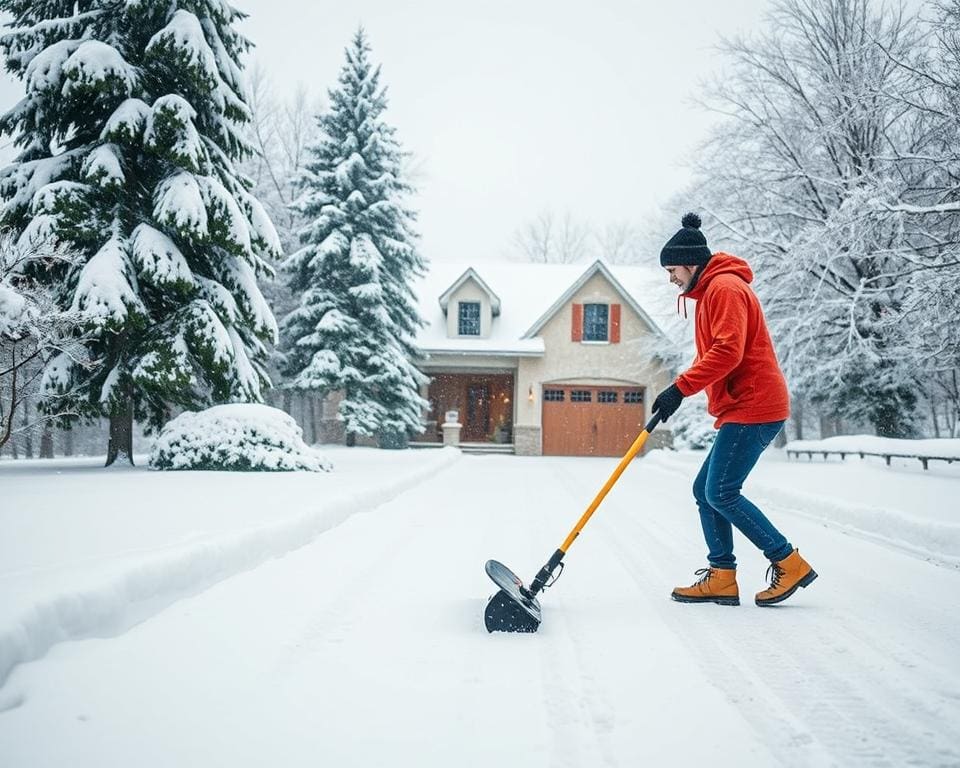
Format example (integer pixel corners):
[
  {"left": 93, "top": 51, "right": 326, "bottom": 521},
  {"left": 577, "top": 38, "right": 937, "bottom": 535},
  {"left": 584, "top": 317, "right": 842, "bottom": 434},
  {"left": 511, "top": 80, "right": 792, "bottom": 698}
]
[{"left": 674, "top": 252, "right": 790, "bottom": 427}]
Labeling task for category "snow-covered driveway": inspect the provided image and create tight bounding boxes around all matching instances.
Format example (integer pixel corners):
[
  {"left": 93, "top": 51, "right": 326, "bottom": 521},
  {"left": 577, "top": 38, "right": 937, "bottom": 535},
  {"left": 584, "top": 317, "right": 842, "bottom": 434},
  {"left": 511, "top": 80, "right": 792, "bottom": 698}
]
[{"left": 1, "top": 451, "right": 958, "bottom": 767}]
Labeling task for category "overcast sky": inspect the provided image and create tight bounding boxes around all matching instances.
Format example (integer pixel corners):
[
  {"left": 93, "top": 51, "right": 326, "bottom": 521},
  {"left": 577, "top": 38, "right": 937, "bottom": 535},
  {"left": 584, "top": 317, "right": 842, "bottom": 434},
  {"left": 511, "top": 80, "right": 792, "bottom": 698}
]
[
  {"left": 0, "top": 1, "right": 772, "bottom": 264},
  {"left": 238, "top": 1, "right": 774, "bottom": 263}
]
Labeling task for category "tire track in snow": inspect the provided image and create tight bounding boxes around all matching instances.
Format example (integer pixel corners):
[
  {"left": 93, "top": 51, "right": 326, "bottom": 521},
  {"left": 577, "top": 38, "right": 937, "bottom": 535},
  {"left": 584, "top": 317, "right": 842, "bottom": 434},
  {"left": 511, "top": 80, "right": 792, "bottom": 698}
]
[
  {"left": 271, "top": 455, "right": 555, "bottom": 768},
  {"left": 548, "top": 582, "right": 625, "bottom": 768},
  {"left": 590, "top": 506, "right": 840, "bottom": 766},
  {"left": 271, "top": 517, "right": 406, "bottom": 677},
  {"left": 516, "top": 464, "right": 590, "bottom": 768},
  {"left": 494, "top": 461, "right": 622, "bottom": 768},
  {"left": 584, "top": 458, "right": 960, "bottom": 767}
]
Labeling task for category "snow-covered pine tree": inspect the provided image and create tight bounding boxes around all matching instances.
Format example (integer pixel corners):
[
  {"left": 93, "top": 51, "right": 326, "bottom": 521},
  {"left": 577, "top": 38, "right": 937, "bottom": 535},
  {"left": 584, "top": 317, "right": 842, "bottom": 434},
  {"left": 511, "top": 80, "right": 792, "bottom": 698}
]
[
  {"left": 283, "top": 28, "right": 427, "bottom": 448},
  {"left": 0, "top": 0, "right": 281, "bottom": 464}
]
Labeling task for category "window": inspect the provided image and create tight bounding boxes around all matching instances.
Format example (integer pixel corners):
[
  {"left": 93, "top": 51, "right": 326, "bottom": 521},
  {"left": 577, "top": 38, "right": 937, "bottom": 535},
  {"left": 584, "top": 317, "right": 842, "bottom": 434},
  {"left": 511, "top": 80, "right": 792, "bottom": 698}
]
[
  {"left": 570, "top": 390, "right": 592, "bottom": 402},
  {"left": 458, "top": 301, "right": 480, "bottom": 336},
  {"left": 598, "top": 391, "right": 618, "bottom": 403},
  {"left": 544, "top": 389, "right": 565, "bottom": 402},
  {"left": 624, "top": 391, "right": 643, "bottom": 404},
  {"left": 583, "top": 303, "right": 609, "bottom": 341}
]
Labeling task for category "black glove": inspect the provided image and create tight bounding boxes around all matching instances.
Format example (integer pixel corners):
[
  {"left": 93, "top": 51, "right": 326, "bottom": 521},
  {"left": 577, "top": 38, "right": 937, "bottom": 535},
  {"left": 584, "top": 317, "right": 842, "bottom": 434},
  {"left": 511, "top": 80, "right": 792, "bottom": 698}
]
[{"left": 652, "top": 383, "right": 684, "bottom": 422}]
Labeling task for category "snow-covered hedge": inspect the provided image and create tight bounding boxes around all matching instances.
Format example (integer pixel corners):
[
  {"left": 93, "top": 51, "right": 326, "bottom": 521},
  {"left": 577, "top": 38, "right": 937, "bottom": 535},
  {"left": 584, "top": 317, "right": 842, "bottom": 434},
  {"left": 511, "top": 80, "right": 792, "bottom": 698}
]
[{"left": 150, "top": 404, "right": 332, "bottom": 472}]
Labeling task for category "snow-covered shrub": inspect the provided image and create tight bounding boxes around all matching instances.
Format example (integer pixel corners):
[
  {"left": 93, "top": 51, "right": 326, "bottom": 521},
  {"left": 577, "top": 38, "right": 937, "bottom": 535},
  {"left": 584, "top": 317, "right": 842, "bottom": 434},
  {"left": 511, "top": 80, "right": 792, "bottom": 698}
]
[
  {"left": 669, "top": 392, "right": 716, "bottom": 450},
  {"left": 150, "top": 404, "right": 332, "bottom": 472}
]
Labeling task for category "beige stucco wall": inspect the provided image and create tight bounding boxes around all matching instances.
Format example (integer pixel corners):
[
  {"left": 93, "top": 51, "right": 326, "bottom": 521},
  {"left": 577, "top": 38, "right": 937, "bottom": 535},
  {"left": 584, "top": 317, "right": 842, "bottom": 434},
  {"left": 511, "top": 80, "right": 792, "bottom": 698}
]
[
  {"left": 515, "top": 272, "right": 673, "bottom": 453},
  {"left": 445, "top": 279, "right": 493, "bottom": 339}
]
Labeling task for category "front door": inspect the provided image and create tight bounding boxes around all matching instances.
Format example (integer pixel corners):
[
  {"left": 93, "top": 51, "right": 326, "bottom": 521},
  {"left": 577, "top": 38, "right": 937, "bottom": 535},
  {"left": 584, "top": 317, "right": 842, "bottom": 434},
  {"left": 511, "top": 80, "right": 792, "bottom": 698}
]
[{"left": 463, "top": 385, "right": 490, "bottom": 442}]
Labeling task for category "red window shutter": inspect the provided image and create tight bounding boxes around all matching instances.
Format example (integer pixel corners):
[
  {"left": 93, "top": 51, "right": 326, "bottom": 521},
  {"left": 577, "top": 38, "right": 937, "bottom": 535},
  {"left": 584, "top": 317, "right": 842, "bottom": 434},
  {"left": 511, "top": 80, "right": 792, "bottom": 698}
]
[
  {"left": 571, "top": 303, "right": 583, "bottom": 341},
  {"left": 610, "top": 303, "right": 621, "bottom": 343}
]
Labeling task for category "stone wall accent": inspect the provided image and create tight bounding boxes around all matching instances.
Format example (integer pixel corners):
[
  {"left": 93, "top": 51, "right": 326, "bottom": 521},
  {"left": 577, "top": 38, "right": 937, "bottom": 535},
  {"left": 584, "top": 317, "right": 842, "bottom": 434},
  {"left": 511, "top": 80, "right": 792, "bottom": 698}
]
[{"left": 514, "top": 425, "right": 541, "bottom": 456}]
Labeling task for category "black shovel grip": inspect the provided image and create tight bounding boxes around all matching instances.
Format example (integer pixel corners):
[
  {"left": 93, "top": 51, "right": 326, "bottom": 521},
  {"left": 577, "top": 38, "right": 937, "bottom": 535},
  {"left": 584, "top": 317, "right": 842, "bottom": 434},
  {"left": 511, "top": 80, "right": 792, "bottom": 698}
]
[
  {"left": 644, "top": 412, "right": 663, "bottom": 434},
  {"left": 524, "top": 548, "right": 565, "bottom": 599}
]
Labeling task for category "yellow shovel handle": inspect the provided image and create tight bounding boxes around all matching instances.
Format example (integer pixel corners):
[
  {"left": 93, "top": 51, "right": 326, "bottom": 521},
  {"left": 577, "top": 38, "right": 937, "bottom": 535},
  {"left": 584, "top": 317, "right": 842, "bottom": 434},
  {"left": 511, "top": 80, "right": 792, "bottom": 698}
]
[{"left": 559, "top": 413, "right": 662, "bottom": 553}]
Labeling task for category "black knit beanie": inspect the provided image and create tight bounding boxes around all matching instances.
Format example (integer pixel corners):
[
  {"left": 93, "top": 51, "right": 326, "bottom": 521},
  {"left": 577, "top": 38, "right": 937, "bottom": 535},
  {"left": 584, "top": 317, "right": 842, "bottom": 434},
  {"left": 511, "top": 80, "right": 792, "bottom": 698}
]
[{"left": 659, "top": 212, "right": 712, "bottom": 267}]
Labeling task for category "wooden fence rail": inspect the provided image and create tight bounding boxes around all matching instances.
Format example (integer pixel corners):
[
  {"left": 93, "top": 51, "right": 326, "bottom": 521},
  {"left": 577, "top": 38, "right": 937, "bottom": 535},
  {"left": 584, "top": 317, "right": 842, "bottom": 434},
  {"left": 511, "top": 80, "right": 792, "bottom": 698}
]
[{"left": 786, "top": 449, "right": 956, "bottom": 471}]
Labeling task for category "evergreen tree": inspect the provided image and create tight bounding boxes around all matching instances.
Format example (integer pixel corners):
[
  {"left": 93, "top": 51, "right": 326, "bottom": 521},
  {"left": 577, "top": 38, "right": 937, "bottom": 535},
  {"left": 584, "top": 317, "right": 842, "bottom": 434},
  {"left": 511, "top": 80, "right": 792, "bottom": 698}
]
[
  {"left": 0, "top": 0, "right": 281, "bottom": 464},
  {"left": 283, "top": 29, "right": 427, "bottom": 447}
]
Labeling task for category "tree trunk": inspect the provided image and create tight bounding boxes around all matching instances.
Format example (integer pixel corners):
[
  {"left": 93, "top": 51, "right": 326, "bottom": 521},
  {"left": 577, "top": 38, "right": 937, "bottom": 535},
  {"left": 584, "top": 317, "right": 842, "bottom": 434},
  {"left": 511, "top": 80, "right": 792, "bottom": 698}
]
[
  {"left": 40, "top": 422, "right": 54, "bottom": 458},
  {"left": 308, "top": 396, "right": 317, "bottom": 444},
  {"left": 282, "top": 388, "right": 292, "bottom": 415},
  {"left": 792, "top": 396, "right": 804, "bottom": 440},
  {"left": 22, "top": 397, "right": 33, "bottom": 458},
  {"left": 297, "top": 392, "right": 310, "bottom": 440},
  {"left": 818, "top": 412, "right": 833, "bottom": 439},
  {"left": 64, "top": 425, "right": 74, "bottom": 456},
  {"left": 106, "top": 397, "right": 134, "bottom": 467},
  {"left": 345, "top": 430, "right": 356, "bottom": 447},
  {"left": 931, "top": 400, "right": 941, "bottom": 438}
]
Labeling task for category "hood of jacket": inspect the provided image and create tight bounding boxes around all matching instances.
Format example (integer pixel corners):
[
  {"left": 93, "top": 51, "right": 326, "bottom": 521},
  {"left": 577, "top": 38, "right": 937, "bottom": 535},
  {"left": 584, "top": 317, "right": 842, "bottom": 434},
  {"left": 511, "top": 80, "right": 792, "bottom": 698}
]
[{"left": 683, "top": 252, "right": 753, "bottom": 301}]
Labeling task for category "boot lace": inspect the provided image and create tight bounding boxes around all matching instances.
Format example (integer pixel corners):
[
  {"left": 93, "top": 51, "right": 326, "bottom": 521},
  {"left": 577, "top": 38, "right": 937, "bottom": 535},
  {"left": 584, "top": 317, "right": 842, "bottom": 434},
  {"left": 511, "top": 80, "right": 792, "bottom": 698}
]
[
  {"left": 765, "top": 562, "right": 785, "bottom": 590},
  {"left": 693, "top": 567, "right": 712, "bottom": 586}
]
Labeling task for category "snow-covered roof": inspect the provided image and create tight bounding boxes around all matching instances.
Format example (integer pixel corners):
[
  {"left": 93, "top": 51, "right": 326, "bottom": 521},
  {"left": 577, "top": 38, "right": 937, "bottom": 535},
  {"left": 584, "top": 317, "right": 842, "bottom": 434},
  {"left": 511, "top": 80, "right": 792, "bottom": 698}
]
[
  {"left": 414, "top": 259, "right": 678, "bottom": 357},
  {"left": 438, "top": 267, "right": 501, "bottom": 316}
]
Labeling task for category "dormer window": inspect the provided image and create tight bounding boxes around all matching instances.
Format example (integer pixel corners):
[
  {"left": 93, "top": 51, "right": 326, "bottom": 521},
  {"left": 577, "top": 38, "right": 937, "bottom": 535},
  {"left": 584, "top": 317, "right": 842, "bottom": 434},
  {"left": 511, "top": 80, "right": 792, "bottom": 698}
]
[
  {"left": 583, "top": 303, "right": 609, "bottom": 341},
  {"left": 458, "top": 301, "right": 481, "bottom": 336}
]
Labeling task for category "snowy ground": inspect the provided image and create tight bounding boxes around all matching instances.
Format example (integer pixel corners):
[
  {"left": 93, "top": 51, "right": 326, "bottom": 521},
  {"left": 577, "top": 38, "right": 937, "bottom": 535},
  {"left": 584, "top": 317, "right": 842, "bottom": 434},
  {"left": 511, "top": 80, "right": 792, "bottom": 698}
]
[{"left": 1, "top": 447, "right": 958, "bottom": 767}]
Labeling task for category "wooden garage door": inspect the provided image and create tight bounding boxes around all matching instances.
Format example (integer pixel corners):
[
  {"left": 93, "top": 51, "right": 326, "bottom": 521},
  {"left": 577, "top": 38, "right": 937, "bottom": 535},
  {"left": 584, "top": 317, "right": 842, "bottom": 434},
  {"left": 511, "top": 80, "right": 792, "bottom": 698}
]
[{"left": 542, "top": 385, "right": 646, "bottom": 457}]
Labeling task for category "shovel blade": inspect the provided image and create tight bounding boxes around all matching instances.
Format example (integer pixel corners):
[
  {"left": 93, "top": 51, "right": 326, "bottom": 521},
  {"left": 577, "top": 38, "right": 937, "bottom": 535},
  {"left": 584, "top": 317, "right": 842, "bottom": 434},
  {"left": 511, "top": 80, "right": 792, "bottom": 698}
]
[
  {"left": 484, "top": 589, "right": 541, "bottom": 633},
  {"left": 484, "top": 559, "right": 542, "bottom": 633}
]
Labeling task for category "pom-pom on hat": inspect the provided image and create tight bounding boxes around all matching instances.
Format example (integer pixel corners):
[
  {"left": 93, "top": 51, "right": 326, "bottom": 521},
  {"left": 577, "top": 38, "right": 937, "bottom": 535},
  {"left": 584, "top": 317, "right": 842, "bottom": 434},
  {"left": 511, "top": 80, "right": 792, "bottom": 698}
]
[{"left": 659, "top": 212, "right": 712, "bottom": 267}]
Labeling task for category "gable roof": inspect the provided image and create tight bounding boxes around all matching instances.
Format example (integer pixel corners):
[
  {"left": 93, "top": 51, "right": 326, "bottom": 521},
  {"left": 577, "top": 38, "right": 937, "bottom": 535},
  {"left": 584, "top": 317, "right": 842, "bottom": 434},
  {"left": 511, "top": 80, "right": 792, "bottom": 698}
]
[
  {"left": 521, "top": 260, "right": 664, "bottom": 339},
  {"left": 438, "top": 267, "right": 501, "bottom": 316},
  {"left": 414, "top": 259, "right": 678, "bottom": 357}
]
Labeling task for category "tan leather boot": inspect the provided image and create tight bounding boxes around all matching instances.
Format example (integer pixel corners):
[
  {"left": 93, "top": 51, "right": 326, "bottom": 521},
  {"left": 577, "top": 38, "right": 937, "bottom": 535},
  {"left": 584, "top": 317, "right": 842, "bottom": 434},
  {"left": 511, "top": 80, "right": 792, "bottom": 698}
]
[
  {"left": 671, "top": 567, "right": 740, "bottom": 606},
  {"left": 755, "top": 549, "right": 817, "bottom": 606}
]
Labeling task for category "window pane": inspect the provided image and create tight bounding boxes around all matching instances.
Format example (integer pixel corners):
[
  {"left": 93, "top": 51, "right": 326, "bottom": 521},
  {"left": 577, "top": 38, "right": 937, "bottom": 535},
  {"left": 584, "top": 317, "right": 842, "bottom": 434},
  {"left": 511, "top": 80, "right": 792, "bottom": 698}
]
[
  {"left": 598, "top": 391, "right": 618, "bottom": 403},
  {"left": 624, "top": 391, "right": 644, "bottom": 404},
  {"left": 583, "top": 304, "right": 608, "bottom": 341},
  {"left": 571, "top": 390, "right": 592, "bottom": 402},
  {"left": 458, "top": 302, "right": 480, "bottom": 335},
  {"left": 544, "top": 389, "right": 565, "bottom": 402}
]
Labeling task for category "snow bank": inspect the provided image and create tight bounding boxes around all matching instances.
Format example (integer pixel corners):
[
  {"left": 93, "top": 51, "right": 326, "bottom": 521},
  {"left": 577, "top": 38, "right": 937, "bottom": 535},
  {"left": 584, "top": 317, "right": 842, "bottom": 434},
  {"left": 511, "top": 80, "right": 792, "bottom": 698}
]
[
  {"left": 786, "top": 435, "right": 960, "bottom": 460},
  {"left": 755, "top": 483, "right": 960, "bottom": 569},
  {"left": 150, "top": 404, "right": 332, "bottom": 472},
  {"left": 0, "top": 446, "right": 460, "bottom": 686},
  {"left": 646, "top": 449, "right": 960, "bottom": 568}
]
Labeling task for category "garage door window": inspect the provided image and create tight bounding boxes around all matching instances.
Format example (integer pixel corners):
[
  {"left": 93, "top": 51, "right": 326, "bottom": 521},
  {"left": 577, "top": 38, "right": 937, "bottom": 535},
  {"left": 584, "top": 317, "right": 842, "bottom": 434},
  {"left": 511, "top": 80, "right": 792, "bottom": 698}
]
[
  {"left": 598, "top": 391, "right": 618, "bottom": 403},
  {"left": 571, "top": 390, "right": 592, "bottom": 402},
  {"left": 624, "top": 391, "right": 644, "bottom": 403},
  {"left": 544, "top": 389, "right": 565, "bottom": 401},
  {"left": 583, "top": 304, "right": 609, "bottom": 341}
]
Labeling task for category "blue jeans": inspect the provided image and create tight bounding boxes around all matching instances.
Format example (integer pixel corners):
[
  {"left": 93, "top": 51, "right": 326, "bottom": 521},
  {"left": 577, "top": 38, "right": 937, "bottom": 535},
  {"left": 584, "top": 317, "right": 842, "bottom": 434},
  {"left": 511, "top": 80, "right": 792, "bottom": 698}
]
[{"left": 692, "top": 421, "right": 792, "bottom": 569}]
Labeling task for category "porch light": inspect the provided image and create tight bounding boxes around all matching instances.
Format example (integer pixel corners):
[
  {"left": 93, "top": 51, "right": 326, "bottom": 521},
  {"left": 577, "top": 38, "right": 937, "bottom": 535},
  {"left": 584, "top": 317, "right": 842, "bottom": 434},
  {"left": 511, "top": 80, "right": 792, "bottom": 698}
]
[{"left": 528, "top": 384, "right": 534, "bottom": 402}]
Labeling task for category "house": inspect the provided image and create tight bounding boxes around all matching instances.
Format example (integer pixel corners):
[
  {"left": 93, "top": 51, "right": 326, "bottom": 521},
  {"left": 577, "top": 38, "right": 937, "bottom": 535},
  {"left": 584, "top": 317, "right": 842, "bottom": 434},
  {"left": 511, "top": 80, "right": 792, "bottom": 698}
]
[{"left": 413, "top": 259, "right": 678, "bottom": 456}]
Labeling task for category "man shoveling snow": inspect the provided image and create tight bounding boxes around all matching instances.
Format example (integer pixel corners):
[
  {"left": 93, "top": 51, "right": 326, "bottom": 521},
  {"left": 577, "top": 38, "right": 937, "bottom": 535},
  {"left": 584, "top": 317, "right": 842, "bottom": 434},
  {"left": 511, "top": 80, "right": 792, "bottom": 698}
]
[{"left": 651, "top": 213, "right": 817, "bottom": 607}]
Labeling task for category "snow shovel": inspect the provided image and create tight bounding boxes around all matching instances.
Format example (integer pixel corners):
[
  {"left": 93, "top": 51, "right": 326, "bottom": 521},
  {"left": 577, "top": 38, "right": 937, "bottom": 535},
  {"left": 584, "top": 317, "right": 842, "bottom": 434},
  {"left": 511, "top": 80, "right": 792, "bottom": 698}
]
[{"left": 484, "top": 412, "right": 663, "bottom": 633}]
